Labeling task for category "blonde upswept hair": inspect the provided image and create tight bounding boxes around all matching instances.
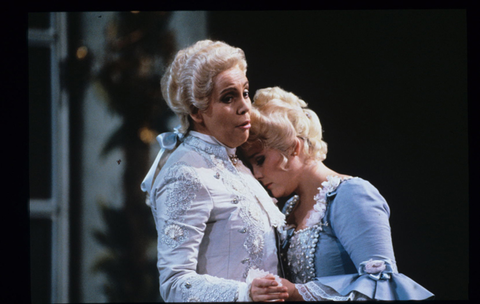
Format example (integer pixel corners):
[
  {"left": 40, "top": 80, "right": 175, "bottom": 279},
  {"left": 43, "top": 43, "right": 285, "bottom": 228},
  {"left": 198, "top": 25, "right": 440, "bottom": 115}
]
[
  {"left": 161, "top": 40, "right": 247, "bottom": 134},
  {"left": 243, "top": 86, "right": 328, "bottom": 162}
]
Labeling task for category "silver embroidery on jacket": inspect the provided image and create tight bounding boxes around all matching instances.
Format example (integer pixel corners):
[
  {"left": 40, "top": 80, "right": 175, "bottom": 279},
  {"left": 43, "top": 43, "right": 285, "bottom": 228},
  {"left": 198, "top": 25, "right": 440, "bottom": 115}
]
[
  {"left": 164, "top": 162, "right": 201, "bottom": 219},
  {"left": 161, "top": 221, "right": 189, "bottom": 249},
  {"left": 160, "top": 162, "right": 201, "bottom": 248},
  {"left": 181, "top": 274, "right": 240, "bottom": 302},
  {"left": 184, "top": 135, "right": 268, "bottom": 277}
]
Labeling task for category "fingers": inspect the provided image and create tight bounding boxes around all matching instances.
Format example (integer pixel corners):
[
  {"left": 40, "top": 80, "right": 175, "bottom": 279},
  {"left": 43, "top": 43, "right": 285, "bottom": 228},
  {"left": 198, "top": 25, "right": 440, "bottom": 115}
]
[
  {"left": 252, "top": 284, "right": 287, "bottom": 293},
  {"left": 258, "top": 286, "right": 288, "bottom": 294},
  {"left": 251, "top": 276, "right": 289, "bottom": 302},
  {"left": 252, "top": 292, "right": 289, "bottom": 302},
  {"left": 251, "top": 285, "right": 289, "bottom": 301},
  {"left": 252, "top": 277, "right": 279, "bottom": 288},
  {"left": 252, "top": 290, "right": 289, "bottom": 302}
]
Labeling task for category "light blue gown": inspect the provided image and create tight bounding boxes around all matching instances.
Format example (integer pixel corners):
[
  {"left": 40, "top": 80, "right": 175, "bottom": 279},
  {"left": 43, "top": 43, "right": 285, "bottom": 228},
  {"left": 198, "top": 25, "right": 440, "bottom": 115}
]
[{"left": 280, "top": 177, "right": 434, "bottom": 301}]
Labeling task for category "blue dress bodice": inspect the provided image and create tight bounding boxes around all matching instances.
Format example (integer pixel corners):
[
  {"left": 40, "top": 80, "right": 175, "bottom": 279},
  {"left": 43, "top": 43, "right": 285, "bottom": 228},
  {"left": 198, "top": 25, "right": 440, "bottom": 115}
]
[{"left": 280, "top": 177, "right": 433, "bottom": 300}]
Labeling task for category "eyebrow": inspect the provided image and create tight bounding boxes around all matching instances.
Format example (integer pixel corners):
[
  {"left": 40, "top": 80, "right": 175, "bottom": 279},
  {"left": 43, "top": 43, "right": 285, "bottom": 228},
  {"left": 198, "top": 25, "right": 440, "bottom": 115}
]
[
  {"left": 246, "top": 151, "right": 260, "bottom": 160},
  {"left": 219, "top": 81, "right": 249, "bottom": 95}
]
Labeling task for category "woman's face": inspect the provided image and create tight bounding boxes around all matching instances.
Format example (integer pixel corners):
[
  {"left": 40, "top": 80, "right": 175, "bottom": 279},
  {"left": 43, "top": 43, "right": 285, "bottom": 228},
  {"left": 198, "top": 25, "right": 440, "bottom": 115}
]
[
  {"left": 244, "top": 141, "right": 297, "bottom": 198},
  {"left": 192, "top": 66, "right": 252, "bottom": 148}
]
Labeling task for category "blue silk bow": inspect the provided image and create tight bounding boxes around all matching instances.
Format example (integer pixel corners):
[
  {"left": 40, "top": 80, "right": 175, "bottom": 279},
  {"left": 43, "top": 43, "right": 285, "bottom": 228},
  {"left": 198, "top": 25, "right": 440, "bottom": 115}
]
[{"left": 141, "top": 128, "right": 183, "bottom": 195}]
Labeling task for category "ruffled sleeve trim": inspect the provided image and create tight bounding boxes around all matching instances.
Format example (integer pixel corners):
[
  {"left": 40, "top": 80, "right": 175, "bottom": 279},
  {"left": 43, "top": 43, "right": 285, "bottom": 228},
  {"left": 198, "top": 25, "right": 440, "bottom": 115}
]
[{"left": 297, "top": 270, "right": 434, "bottom": 301}]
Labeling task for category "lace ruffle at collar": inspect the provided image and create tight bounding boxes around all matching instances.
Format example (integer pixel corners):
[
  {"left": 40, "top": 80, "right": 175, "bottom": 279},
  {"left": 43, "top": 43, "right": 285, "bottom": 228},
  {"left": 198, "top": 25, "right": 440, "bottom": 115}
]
[{"left": 283, "top": 175, "right": 353, "bottom": 230}]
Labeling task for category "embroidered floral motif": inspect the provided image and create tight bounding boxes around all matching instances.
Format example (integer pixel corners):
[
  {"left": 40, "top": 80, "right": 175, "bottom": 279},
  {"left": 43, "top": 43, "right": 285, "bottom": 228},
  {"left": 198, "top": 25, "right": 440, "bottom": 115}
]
[
  {"left": 184, "top": 135, "right": 269, "bottom": 278},
  {"left": 237, "top": 195, "right": 267, "bottom": 277},
  {"left": 159, "top": 162, "right": 201, "bottom": 248},
  {"left": 185, "top": 136, "right": 236, "bottom": 173},
  {"left": 251, "top": 234, "right": 265, "bottom": 254},
  {"left": 164, "top": 223, "right": 185, "bottom": 239},
  {"left": 163, "top": 162, "right": 201, "bottom": 220},
  {"left": 161, "top": 222, "right": 189, "bottom": 248}
]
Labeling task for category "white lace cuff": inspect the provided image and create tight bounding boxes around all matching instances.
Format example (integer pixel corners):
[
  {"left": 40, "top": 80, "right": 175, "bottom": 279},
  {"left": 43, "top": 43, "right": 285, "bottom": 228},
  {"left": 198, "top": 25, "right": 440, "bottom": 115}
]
[
  {"left": 237, "top": 282, "right": 251, "bottom": 302},
  {"left": 296, "top": 281, "right": 357, "bottom": 301},
  {"left": 241, "top": 268, "right": 282, "bottom": 301},
  {"left": 179, "top": 274, "right": 244, "bottom": 302}
]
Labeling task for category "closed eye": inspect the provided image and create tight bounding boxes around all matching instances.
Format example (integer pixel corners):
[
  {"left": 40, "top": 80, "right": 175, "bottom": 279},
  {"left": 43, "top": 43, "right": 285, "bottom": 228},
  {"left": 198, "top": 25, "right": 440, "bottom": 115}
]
[{"left": 255, "top": 155, "right": 265, "bottom": 166}]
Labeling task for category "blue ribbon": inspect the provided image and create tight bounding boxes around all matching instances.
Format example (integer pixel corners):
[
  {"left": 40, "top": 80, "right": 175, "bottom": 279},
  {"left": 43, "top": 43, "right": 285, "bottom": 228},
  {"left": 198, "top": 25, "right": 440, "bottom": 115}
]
[
  {"left": 281, "top": 227, "right": 296, "bottom": 251},
  {"left": 140, "top": 127, "right": 183, "bottom": 194}
]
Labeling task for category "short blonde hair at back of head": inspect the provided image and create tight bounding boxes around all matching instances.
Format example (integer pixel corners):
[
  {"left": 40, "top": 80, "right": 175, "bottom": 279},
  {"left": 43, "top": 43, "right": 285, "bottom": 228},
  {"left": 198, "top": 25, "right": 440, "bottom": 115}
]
[{"left": 245, "top": 86, "right": 327, "bottom": 162}]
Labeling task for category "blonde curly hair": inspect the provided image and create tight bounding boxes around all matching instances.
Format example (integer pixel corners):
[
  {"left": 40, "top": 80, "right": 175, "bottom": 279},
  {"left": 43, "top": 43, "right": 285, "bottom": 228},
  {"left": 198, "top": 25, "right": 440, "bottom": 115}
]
[
  {"left": 161, "top": 40, "right": 247, "bottom": 134},
  {"left": 244, "top": 86, "right": 328, "bottom": 162}
]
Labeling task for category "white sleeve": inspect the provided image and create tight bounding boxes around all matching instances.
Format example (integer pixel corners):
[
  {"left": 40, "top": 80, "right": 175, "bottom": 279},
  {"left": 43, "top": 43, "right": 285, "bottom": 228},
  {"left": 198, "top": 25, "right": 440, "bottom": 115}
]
[
  {"left": 152, "top": 162, "right": 245, "bottom": 302},
  {"left": 296, "top": 281, "right": 369, "bottom": 301}
]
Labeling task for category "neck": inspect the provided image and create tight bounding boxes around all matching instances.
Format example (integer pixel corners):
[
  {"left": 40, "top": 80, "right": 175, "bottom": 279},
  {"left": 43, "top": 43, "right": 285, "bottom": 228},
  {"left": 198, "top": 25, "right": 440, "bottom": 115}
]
[
  {"left": 190, "top": 131, "right": 237, "bottom": 154},
  {"left": 295, "top": 161, "right": 341, "bottom": 208},
  {"left": 287, "top": 160, "right": 343, "bottom": 228}
]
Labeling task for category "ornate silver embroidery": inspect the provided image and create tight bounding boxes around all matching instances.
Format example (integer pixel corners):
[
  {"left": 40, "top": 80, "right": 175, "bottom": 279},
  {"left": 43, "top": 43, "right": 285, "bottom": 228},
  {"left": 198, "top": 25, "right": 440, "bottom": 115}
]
[
  {"left": 186, "top": 136, "right": 235, "bottom": 173},
  {"left": 237, "top": 196, "right": 267, "bottom": 278},
  {"left": 181, "top": 274, "right": 240, "bottom": 302},
  {"left": 159, "top": 162, "right": 201, "bottom": 248},
  {"left": 163, "top": 162, "right": 201, "bottom": 220},
  {"left": 288, "top": 225, "right": 321, "bottom": 283},
  {"left": 184, "top": 135, "right": 268, "bottom": 278},
  {"left": 285, "top": 176, "right": 352, "bottom": 284},
  {"left": 161, "top": 221, "right": 189, "bottom": 249}
]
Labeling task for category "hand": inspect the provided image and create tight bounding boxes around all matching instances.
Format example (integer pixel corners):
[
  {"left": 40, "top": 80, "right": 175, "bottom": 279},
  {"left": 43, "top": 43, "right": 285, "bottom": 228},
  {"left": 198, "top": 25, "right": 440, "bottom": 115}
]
[
  {"left": 278, "top": 278, "right": 302, "bottom": 301},
  {"left": 250, "top": 274, "right": 289, "bottom": 302}
]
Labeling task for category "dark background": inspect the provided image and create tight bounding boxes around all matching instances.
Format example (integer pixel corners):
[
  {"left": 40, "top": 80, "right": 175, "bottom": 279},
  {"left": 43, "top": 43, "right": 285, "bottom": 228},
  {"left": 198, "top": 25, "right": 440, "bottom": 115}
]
[{"left": 208, "top": 10, "right": 469, "bottom": 300}]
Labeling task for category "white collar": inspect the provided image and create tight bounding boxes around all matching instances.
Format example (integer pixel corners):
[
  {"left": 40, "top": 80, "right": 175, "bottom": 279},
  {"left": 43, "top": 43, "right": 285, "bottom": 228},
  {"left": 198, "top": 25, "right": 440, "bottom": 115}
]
[{"left": 189, "top": 131, "right": 237, "bottom": 157}]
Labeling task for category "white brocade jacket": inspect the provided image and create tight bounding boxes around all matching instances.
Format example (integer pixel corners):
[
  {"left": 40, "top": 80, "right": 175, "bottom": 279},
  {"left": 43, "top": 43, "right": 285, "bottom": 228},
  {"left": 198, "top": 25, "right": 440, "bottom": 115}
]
[{"left": 144, "top": 131, "right": 285, "bottom": 302}]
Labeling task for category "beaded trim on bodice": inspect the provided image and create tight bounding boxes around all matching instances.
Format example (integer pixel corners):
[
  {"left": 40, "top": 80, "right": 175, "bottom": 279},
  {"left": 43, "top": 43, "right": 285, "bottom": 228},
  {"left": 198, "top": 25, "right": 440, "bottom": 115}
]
[
  {"left": 287, "top": 225, "right": 323, "bottom": 283},
  {"left": 282, "top": 176, "right": 352, "bottom": 283}
]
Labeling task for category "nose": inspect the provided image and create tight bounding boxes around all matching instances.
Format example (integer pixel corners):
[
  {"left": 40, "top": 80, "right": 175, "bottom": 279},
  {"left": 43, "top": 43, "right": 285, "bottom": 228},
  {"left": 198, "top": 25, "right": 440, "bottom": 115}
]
[
  {"left": 253, "top": 166, "right": 263, "bottom": 180},
  {"left": 237, "top": 94, "right": 251, "bottom": 115}
]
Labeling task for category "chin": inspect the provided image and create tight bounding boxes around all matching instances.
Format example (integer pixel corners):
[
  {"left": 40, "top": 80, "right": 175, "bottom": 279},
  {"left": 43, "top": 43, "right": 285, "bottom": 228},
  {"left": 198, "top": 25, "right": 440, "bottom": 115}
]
[
  {"left": 270, "top": 189, "right": 281, "bottom": 199},
  {"left": 231, "top": 141, "right": 247, "bottom": 148},
  {"left": 231, "top": 135, "right": 249, "bottom": 148},
  {"left": 273, "top": 189, "right": 290, "bottom": 199}
]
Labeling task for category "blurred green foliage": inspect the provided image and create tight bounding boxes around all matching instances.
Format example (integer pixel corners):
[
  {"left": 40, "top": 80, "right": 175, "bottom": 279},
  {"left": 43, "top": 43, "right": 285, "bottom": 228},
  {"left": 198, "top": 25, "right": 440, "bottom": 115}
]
[{"left": 92, "top": 11, "right": 176, "bottom": 302}]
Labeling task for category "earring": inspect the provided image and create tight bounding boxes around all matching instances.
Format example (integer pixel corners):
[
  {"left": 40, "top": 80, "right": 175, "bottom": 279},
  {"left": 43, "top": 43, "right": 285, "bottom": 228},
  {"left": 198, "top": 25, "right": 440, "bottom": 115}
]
[{"left": 292, "top": 152, "right": 298, "bottom": 156}]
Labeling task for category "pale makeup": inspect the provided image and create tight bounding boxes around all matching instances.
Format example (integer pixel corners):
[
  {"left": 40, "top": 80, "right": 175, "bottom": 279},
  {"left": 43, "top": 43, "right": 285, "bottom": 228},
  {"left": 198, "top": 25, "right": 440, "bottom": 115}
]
[
  {"left": 191, "top": 66, "right": 252, "bottom": 148},
  {"left": 245, "top": 141, "right": 299, "bottom": 198}
]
